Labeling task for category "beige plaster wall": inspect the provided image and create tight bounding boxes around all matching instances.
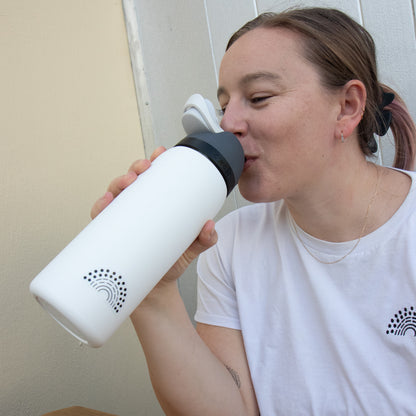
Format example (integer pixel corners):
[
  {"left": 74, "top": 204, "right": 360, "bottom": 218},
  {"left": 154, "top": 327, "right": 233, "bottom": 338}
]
[{"left": 0, "top": 1, "right": 162, "bottom": 414}]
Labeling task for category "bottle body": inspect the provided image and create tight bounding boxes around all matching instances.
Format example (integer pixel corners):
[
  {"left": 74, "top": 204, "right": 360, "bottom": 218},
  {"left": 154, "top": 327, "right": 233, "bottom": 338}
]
[{"left": 30, "top": 146, "right": 228, "bottom": 347}]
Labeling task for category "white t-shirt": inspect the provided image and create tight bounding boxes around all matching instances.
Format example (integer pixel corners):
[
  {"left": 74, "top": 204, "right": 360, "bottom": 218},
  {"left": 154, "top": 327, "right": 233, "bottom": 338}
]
[{"left": 195, "top": 170, "right": 416, "bottom": 415}]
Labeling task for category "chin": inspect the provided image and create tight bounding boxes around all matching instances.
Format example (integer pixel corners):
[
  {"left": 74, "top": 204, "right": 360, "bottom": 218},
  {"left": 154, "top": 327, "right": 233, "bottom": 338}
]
[
  {"left": 237, "top": 184, "right": 274, "bottom": 204},
  {"left": 237, "top": 176, "right": 284, "bottom": 203}
]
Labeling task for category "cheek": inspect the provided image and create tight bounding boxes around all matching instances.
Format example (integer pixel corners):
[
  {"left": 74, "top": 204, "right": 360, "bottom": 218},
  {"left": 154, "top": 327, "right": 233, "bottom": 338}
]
[{"left": 268, "top": 98, "right": 310, "bottom": 138}]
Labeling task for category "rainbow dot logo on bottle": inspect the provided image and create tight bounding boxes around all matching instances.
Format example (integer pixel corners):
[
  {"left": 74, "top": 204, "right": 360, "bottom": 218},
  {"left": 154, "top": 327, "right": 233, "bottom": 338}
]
[{"left": 83, "top": 269, "right": 127, "bottom": 313}]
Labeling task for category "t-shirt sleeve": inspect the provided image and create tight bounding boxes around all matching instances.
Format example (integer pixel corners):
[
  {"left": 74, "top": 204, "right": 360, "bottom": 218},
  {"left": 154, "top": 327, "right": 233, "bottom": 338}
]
[{"left": 194, "top": 219, "right": 241, "bottom": 330}]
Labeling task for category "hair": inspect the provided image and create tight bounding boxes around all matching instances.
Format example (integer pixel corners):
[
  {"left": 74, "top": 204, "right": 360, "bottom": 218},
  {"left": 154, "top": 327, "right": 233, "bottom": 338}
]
[{"left": 226, "top": 8, "right": 416, "bottom": 170}]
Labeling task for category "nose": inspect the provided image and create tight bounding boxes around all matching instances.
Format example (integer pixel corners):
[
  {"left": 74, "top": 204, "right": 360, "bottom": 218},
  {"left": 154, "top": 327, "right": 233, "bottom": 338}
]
[{"left": 219, "top": 101, "right": 248, "bottom": 137}]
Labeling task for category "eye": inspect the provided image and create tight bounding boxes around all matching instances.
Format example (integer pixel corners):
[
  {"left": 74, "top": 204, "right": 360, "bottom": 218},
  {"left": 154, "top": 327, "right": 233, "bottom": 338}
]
[
  {"left": 216, "top": 107, "right": 225, "bottom": 117},
  {"left": 217, "top": 101, "right": 228, "bottom": 116},
  {"left": 250, "top": 96, "right": 271, "bottom": 105}
]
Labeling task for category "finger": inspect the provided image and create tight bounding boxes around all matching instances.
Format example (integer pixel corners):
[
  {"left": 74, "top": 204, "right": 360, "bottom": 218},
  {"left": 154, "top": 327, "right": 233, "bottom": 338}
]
[
  {"left": 107, "top": 170, "right": 137, "bottom": 197},
  {"left": 197, "top": 220, "right": 218, "bottom": 248},
  {"left": 127, "top": 158, "right": 151, "bottom": 175},
  {"left": 183, "top": 220, "right": 218, "bottom": 262},
  {"left": 162, "top": 220, "right": 217, "bottom": 282},
  {"left": 90, "top": 191, "right": 114, "bottom": 219},
  {"left": 150, "top": 146, "right": 166, "bottom": 162}
]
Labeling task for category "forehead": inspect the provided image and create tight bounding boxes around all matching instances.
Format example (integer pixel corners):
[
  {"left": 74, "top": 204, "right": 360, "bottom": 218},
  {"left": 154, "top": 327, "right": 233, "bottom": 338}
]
[{"left": 218, "top": 27, "right": 309, "bottom": 87}]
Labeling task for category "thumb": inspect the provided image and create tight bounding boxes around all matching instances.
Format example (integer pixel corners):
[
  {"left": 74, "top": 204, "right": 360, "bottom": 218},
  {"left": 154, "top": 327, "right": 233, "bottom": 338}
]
[
  {"left": 164, "top": 220, "right": 217, "bottom": 282},
  {"left": 182, "top": 220, "right": 218, "bottom": 265}
]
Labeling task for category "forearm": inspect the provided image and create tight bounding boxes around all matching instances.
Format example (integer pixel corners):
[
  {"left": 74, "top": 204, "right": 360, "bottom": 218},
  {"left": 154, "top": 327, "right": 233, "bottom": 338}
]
[{"left": 130, "top": 281, "right": 248, "bottom": 416}]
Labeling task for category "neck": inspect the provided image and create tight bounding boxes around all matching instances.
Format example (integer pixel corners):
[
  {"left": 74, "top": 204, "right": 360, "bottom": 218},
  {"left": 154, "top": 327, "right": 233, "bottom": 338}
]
[{"left": 285, "top": 159, "right": 381, "bottom": 242}]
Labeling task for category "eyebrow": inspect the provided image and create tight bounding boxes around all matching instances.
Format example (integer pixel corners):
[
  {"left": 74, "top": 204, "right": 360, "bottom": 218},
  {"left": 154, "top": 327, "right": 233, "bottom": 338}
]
[{"left": 217, "top": 71, "right": 281, "bottom": 99}]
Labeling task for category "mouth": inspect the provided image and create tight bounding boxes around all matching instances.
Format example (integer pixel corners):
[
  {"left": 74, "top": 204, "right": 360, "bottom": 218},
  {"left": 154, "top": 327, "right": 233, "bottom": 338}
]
[{"left": 243, "top": 155, "right": 257, "bottom": 171}]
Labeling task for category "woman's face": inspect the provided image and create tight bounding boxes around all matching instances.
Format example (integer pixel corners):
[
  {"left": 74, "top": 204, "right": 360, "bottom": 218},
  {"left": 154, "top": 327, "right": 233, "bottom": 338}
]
[{"left": 218, "top": 27, "right": 341, "bottom": 203}]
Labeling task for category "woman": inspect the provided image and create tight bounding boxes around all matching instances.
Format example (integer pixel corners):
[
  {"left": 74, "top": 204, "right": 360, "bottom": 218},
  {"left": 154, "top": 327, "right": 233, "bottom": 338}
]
[{"left": 92, "top": 8, "right": 416, "bottom": 415}]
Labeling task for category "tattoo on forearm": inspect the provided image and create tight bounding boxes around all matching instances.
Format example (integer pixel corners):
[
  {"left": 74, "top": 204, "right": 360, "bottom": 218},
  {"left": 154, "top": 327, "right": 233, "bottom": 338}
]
[{"left": 225, "top": 365, "right": 241, "bottom": 389}]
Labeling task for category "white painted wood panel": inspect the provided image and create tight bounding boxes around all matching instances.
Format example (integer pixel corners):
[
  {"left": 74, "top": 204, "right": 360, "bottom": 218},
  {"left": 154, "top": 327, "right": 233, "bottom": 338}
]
[
  {"left": 131, "top": 0, "right": 217, "bottom": 149},
  {"left": 204, "top": 0, "right": 257, "bottom": 79},
  {"left": 361, "top": 0, "right": 416, "bottom": 165}
]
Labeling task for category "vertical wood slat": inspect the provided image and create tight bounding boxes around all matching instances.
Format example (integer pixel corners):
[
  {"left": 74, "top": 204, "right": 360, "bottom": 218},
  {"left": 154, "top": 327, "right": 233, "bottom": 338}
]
[
  {"left": 361, "top": 0, "right": 416, "bottom": 166},
  {"left": 361, "top": 1, "right": 416, "bottom": 105},
  {"left": 122, "top": 0, "right": 155, "bottom": 156},
  {"left": 412, "top": 0, "right": 416, "bottom": 40},
  {"left": 132, "top": 0, "right": 217, "bottom": 149},
  {"left": 204, "top": 0, "right": 257, "bottom": 80}
]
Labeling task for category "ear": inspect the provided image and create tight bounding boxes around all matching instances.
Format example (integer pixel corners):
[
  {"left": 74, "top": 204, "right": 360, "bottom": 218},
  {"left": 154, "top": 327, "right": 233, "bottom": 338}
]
[{"left": 336, "top": 80, "right": 366, "bottom": 139}]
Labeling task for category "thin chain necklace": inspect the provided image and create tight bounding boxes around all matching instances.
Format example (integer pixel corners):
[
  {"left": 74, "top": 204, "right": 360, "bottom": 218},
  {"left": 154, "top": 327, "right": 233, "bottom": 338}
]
[{"left": 291, "top": 166, "right": 380, "bottom": 265}]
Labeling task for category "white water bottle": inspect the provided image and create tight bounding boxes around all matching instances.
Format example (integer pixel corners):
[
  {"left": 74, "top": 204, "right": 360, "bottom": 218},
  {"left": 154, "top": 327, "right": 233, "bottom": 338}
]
[{"left": 29, "top": 130, "right": 244, "bottom": 347}]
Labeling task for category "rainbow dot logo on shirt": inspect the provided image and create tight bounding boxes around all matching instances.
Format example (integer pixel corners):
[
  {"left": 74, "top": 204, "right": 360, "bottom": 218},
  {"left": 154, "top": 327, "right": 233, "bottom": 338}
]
[{"left": 386, "top": 306, "right": 416, "bottom": 337}]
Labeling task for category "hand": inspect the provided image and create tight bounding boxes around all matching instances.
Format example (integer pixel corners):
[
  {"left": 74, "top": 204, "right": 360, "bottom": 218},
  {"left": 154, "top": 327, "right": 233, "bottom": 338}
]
[{"left": 90, "top": 146, "right": 218, "bottom": 284}]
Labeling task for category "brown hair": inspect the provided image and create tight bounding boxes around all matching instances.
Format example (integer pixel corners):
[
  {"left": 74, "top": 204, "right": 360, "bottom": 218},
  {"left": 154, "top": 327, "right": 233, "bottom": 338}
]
[{"left": 227, "top": 8, "right": 416, "bottom": 170}]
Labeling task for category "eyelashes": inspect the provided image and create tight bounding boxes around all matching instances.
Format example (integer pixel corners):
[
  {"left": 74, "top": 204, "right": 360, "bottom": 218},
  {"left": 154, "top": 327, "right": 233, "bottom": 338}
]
[
  {"left": 250, "top": 96, "right": 272, "bottom": 104},
  {"left": 218, "top": 96, "right": 272, "bottom": 116}
]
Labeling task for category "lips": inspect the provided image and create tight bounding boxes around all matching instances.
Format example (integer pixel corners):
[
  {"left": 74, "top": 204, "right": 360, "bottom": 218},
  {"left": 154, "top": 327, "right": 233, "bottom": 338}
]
[{"left": 243, "top": 155, "right": 257, "bottom": 170}]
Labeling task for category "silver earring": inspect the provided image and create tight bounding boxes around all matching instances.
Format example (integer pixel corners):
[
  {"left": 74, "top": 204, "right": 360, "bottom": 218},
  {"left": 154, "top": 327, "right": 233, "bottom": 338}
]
[{"left": 341, "top": 131, "right": 345, "bottom": 143}]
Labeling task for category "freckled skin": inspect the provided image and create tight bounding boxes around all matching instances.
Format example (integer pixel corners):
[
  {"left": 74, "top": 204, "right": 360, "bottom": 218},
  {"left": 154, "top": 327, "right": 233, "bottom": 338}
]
[{"left": 218, "top": 28, "right": 341, "bottom": 204}]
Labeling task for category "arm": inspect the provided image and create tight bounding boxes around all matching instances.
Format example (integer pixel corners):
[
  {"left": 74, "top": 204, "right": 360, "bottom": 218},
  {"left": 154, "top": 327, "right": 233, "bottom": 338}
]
[
  {"left": 131, "top": 281, "right": 259, "bottom": 415},
  {"left": 196, "top": 323, "right": 259, "bottom": 416},
  {"left": 91, "top": 150, "right": 259, "bottom": 416}
]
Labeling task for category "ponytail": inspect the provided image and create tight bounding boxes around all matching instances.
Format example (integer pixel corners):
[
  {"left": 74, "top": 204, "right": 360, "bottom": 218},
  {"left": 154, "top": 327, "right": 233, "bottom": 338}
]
[{"left": 381, "top": 84, "right": 416, "bottom": 171}]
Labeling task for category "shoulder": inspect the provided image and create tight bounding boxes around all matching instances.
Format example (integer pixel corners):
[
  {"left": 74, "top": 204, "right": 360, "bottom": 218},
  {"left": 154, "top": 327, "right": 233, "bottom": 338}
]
[
  {"left": 374, "top": 168, "right": 416, "bottom": 228},
  {"left": 390, "top": 167, "right": 416, "bottom": 191},
  {"left": 390, "top": 168, "right": 416, "bottom": 210}
]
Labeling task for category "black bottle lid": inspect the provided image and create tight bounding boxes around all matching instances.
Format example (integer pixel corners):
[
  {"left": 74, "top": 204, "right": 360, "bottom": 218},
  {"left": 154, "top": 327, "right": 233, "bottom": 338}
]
[{"left": 176, "top": 131, "right": 244, "bottom": 196}]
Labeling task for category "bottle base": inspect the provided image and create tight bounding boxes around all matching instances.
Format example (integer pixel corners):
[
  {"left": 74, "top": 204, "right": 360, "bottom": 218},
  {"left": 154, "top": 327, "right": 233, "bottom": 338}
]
[{"left": 35, "top": 296, "right": 92, "bottom": 346}]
